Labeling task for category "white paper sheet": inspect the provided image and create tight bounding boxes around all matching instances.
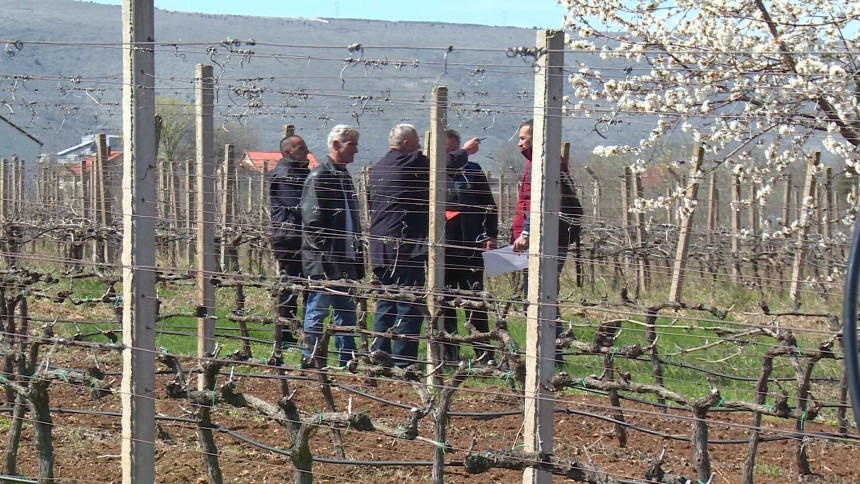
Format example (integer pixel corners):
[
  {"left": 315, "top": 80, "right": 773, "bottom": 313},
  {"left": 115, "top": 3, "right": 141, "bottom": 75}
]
[{"left": 482, "top": 245, "right": 529, "bottom": 277}]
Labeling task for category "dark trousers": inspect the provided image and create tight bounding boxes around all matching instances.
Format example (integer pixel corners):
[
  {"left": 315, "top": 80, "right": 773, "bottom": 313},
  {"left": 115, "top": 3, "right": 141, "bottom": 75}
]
[
  {"left": 442, "top": 254, "right": 492, "bottom": 362},
  {"left": 523, "top": 248, "right": 568, "bottom": 365},
  {"left": 372, "top": 261, "right": 425, "bottom": 368},
  {"left": 274, "top": 248, "right": 303, "bottom": 346}
]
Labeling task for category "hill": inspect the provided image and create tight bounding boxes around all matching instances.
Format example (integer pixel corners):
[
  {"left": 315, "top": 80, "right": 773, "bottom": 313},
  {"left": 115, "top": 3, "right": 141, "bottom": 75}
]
[{"left": 0, "top": 0, "right": 644, "bottom": 171}]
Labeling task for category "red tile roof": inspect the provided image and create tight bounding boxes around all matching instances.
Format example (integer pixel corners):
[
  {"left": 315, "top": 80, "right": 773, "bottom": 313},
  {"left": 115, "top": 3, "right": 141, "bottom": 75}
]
[{"left": 67, "top": 150, "right": 123, "bottom": 176}]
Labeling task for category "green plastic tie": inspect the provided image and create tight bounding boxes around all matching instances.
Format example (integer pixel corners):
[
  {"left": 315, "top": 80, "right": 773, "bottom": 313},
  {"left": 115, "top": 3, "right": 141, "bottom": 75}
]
[
  {"left": 396, "top": 426, "right": 406, "bottom": 439},
  {"left": 609, "top": 346, "right": 617, "bottom": 362},
  {"left": 318, "top": 413, "right": 323, "bottom": 425},
  {"left": 0, "top": 374, "right": 8, "bottom": 383},
  {"left": 438, "top": 441, "right": 446, "bottom": 454},
  {"left": 114, "top": 295, "right": 123, "bottom": 308},
  {"left": 345, "top": 420, "right": 352, "bottom": 435},
  {"left": 578, "top": 378, "right": 587, "bottom": 388},
  {"left": 511, "top": 443, "right": 525, "bottom": 450},
  {"left": 712, "top": 398, "right": 724, "bottom": 409},
  {"left": 52, "top": 371, "right": 70, "bottom": 383},
  {"left": 800, "top": 410, "right": 806, "bottom": 430}
]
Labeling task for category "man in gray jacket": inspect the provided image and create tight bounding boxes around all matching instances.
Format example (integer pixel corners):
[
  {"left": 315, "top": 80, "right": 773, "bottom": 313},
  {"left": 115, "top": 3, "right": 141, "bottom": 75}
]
[{"left": 300, "top": 125, "right": 364, "bottom": 368}]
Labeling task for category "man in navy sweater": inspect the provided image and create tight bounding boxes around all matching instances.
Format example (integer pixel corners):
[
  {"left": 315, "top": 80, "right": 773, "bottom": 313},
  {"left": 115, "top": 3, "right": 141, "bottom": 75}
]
[{"left": 367, "top": 124, "right": 478, "bottom": 367}]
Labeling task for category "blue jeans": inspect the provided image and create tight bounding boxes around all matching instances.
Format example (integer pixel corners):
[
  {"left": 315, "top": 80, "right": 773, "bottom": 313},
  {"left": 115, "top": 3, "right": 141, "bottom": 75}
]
[
  {"left": 372, "top": 262, "right": 426, "bottom": 368},
  {"left": 302, "top": 290, "right": 357, "bottom": 367},
  {"left": 523, "top": 247, "right": 568, "bottom": 364}
]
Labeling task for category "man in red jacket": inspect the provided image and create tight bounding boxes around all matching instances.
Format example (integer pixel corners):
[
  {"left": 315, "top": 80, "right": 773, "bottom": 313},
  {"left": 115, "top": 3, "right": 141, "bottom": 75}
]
[
  {"left": 510, "top": 119, "right": 582, "bottom": 367},
  {"left": 511, "top": 119, "right": 580, "bottom": 252}
]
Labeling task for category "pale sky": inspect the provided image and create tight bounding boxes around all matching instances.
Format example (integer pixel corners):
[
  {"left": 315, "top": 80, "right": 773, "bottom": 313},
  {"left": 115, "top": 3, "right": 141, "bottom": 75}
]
[{"left": 83, "top": 0, "right": 570, "bottom": 28}]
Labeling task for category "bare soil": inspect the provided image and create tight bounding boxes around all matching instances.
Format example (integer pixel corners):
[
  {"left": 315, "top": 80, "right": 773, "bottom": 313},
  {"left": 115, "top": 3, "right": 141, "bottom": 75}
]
[{"left": 5, "top": 350, "right": 859, "bottom": 484}]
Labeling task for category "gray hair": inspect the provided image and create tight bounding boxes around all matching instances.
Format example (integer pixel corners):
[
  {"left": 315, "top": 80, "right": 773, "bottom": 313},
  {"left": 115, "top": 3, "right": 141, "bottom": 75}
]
[
  {"left": 389, "top": 124, "right": 417, "bottom": 147},
  {"left": 327, "top": 124, "right": 359, "bottom": 150}
]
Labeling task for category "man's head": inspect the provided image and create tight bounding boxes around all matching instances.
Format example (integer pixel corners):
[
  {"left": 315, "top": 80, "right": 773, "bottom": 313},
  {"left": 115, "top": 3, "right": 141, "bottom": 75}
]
[
  {"left": 517, "top": 119, "right": 534, "bottom": 151},
  {"left": 445, "top": 128, "right": 460, "bottom": 153},
  {"left": 389, "top": 124, "right": 420, "bottom": 153},
  {"left": 327, "top": 124, "right": 359, "bottom": 165},
  {"left": 280, "top": 135, "right": 309, "bottom": 162}
]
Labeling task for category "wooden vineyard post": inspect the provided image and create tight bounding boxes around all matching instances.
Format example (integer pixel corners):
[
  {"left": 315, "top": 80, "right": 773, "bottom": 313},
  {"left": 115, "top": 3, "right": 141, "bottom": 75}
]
[
  {"left": 783, "top": 173, "right": 792, "bottom": 227},
  {"left": 426, "top": 85, "right": 448, "bottom": 483},
  {"left": 823, "top": 167, "right": 834, "bottom": 269},
  {"left": 622, "top": 166, "right": 633, "bottom": 284},
  {"left": 52, "top": 172, "right": 59, "bottom": 208},
  {"left": 15, "top": 156, "right": 21, "bottom": 213},
  {"left": 584, "top": 166, "right": 601, "bottom": 223},
  {"left": 790, "top": 152, "right": 820, "bottom": 306},
  {"left": 561, "top": 141, "right": 582, "bottom": 287},
  {"left": 259, "top": 160, "right": 268, "bottom": 275},
  {"left": 497, "top": 172, "right": 506, "bottom": 226},
  {"left": 186, "top": 157, "right": 195, "bottom": 265},
  {"left": 523, "top": 29, "right": 563, "bottom": 484},
  {"left": 120, "top": 1, "right": 157, "bottom": 482},
  {"left": 10, "top": 155, "right": 18, "bottom": 216},
  {"left": 633, "top": 171, "right": 648, "bottom": 295},
  {"left": 427, "top": 86, "right": 447, "bottom": 387},
  {"left": 195, "top": 63, "right": 217, "bottom": 385},
  {"left": 79, "top": 151, "right": 88, "bottom": 219},
  {"left": 169, "top": 158, "right": 182, "bottom": 265},
  {"left": 668, "top": 144, "right": 704, "bottom": 302},
  {"left": 0, "top": 158, "right": 7, "bottom": 222},
  {"left": 220, "top": 144, "right": 235, "bottom": 272},
  {"left": 749, "top": 182, "right": 762, "bottom": 291},
  {"left": 17, "top": 157, "right": 23, "bottom": 212},
  {"left": 95, "top": 133, "right": 112, "bottom": 264},
  {"left": 731, "top": 173, "right": 742, "bottom": 284},
  {"left": 37, "top": 165, "right": 44, "bottom": 207},
  {"left": 706, "top": 172, "right": 717, "bottom": 279},
  {"left": 359, "top": 165, "right": 371, "bottom": 276},
  {"left": 666, "top": 187, "right": 674, "bottom": 226},
  {"left": 260, "top": 161, "right": 268, "bottom": 228}
]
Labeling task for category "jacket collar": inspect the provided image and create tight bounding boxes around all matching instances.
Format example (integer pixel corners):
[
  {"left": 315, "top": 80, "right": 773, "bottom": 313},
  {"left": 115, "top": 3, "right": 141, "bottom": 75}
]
[{"left": 279, "top": 157, "right": 309, "bottom": 170}]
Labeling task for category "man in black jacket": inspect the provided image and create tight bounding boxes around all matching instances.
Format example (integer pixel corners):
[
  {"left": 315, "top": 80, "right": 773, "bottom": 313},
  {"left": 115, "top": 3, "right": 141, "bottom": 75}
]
[
  {"left": 267, "top": 135, "right": 310, "bottom": 348},
  {"left": 368, "top": 124, "right": 478, "bottom": 367},
  {"left": 442, "top": 129, "right": 498, "bottom": 363},
  {"left": 300, "top": 125, "right": 364, "bottom": 368}
]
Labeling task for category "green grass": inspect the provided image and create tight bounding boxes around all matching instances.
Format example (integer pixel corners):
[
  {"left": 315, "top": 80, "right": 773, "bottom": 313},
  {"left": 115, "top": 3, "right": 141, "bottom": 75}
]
[
  {"left": 755, "top": 463, "right": 781, "bottom": 477},
  {"left": 43, "top": 256, "right": 848, "bottom": 427}
]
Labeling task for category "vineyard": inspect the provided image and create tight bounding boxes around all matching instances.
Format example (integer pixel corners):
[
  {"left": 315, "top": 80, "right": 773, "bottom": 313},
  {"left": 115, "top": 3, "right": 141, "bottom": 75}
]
[{"left": 1, "top": 3, "right": 860, "bottom": 484}]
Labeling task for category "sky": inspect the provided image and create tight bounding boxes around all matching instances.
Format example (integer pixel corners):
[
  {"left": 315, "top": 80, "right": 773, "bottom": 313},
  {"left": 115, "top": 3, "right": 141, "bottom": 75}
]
[{"left": 83, "top": 0, "right": 570, "bottom": 29}]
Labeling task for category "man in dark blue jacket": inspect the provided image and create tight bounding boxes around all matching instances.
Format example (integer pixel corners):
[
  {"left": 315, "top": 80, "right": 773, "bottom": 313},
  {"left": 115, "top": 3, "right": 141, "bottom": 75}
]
[
  {"left": 367, "top": 124, "right": 478, "bottom": 367},
  {"left": 267, "top": 135, "right": 310, "bottom": 348},
  {"left": 300, "top": 125, "right": 364, "bottom": 368},
  {"left": 442, "top": 129, "right": 498, "bottom": 363}
]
